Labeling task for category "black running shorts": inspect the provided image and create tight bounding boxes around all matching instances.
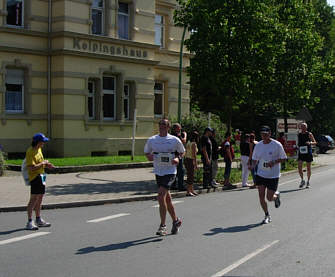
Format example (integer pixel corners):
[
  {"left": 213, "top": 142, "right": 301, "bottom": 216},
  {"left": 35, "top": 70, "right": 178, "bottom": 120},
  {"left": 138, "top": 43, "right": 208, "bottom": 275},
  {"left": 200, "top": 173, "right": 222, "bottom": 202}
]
[
  {"left": 255, "top": 175, "right": 279, "bottom": 191},
  {"left": 30, "top": 175, "right": 46, "bottom": 194},
  {"left": 298, "top": 153, "right": 313, "bottom": 163},
  {"left": 155, "top": 174, "right": 176, "bottom": 190}
]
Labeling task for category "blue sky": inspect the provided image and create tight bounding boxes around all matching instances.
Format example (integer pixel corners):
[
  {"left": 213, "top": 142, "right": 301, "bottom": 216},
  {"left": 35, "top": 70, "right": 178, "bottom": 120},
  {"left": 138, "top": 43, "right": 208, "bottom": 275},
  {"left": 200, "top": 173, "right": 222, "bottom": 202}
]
[{"left": 327, "top": 0, "right": 335, "bottom": 7}]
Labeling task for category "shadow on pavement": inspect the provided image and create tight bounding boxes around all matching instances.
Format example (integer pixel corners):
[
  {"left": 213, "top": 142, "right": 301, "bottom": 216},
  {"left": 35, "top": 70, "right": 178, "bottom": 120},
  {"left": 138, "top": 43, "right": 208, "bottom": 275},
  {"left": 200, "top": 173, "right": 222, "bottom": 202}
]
[
  {"left": 203, "top": 223, "right": 263, "bottom": 236},
  {"left": 46, "top": 180, "right": 157, "bottom": 196},
  {"left": 0, "top": 228, "right": 27, "bottom": 235},
  {"left": 76, "top": 236, "right": 163, "bottom": 254}
]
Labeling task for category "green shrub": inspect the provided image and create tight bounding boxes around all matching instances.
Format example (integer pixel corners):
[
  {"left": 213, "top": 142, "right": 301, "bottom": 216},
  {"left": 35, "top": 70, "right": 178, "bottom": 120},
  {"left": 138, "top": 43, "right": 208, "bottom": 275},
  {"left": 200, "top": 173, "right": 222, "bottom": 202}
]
[
  {"left": 170, "top": 109, "right": 227, "bottom": 143},
  {"left": 0, "top": 147, "right": 5, "bottom": 176}
]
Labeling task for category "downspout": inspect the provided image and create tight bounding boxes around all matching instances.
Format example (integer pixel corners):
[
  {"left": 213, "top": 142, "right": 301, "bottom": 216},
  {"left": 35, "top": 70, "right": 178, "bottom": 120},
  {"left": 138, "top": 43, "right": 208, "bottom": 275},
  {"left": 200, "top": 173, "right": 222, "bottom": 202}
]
[{"left": 47, "top": 0, "right": 52, "bottom": 139}]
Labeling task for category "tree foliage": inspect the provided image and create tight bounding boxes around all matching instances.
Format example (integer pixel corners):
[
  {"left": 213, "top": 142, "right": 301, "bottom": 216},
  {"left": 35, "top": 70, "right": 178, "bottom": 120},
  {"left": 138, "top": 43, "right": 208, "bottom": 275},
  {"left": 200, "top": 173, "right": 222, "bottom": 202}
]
[{"left": 174, "top": 0, "right": 327, "bottom": 133}]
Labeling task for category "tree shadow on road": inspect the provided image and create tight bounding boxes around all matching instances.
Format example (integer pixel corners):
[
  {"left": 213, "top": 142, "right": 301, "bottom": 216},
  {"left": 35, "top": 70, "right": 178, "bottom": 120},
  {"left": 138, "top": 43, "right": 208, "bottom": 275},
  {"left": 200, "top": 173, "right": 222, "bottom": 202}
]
[
  {"left": 76, "top": 236, "right": 163, "bottom": 254},
  {"left": 204, "top": 223, "right": 263, "bottom": 236}
]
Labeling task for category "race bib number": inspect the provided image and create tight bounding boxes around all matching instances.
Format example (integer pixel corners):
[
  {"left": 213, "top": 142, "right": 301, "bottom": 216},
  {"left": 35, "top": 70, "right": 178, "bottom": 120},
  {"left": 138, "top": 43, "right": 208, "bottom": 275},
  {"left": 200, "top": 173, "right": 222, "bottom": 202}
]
[
  {"left": 299, "top": 146, "right": 308, "bottom": 154},
  {"left": 157, "top": 153, "right": 174, "bottom": 166},
  {"left": 259, "top": 159, "right": 271, "bottom": 171}
]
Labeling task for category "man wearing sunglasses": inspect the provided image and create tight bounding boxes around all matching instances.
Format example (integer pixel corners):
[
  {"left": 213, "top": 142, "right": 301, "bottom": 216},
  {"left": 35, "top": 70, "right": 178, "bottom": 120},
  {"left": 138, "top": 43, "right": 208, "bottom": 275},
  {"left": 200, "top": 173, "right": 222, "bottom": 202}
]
[{"left": 250, "top": 126, "right": 287, "bottom": 224}]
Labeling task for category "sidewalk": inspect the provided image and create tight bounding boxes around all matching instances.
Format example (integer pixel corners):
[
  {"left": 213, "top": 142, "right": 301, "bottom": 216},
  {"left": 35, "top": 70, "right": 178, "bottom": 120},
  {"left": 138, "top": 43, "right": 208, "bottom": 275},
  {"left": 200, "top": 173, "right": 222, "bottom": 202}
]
[{"left": 0, "top": 152, "right": 333, "bottom": 212}]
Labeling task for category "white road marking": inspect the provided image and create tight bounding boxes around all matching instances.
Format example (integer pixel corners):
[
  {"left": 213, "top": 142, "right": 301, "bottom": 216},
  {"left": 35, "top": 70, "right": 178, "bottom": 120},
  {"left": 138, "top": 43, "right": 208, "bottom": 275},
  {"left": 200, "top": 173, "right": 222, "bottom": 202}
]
[
  {"left": 87, "top": 213, "right": 130, "bottom": 223},
  {"left": 0, "top": 232, "right": 50, "bottom": 246},
  {"left": 152, "top": 200, "right": 184, "bottom": 208},
  {"left": 211, "top": 240, "right": 279, "bottom": 277}
]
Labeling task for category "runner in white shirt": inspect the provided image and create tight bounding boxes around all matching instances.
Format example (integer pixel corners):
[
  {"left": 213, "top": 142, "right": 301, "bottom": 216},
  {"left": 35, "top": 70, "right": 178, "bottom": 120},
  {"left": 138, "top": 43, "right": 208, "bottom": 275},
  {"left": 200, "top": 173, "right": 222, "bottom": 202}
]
[
  {"left": 144, "top": 118, "right": 185, "bottom": 236},
  {"left": 250, "top": 126, "right": 287, "bottom": 224}
]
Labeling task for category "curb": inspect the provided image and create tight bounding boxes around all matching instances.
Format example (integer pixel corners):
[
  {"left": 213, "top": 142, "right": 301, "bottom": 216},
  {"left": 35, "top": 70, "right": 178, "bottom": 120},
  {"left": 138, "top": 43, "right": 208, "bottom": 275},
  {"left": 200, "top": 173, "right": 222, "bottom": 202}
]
[
  {"left": 6, "top": 161, "right": 154, "bottom": 174},
  {"left": 0, "top": 165, "right": 323, "bottom": 213}
]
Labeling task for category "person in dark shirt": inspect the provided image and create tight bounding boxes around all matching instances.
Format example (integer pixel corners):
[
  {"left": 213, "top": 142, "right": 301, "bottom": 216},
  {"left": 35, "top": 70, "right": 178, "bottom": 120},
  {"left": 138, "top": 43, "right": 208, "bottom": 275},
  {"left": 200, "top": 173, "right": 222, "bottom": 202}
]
[
  {"left": 240, "top": 133, "right": 251, "bottom": 187},
  {"left": 209, "top": 129, "right": 220, "bottom": 187},
  {"left": 297, "top": 123, "right": 316, "bottom": 188},
  {"left": 221, "top": 132, "right": 235, "bottom": 187},
  {"left": 201, "top": 127, "right": 214, "bottom": 189},
  {"left": 171, "top": 123, "right": 187, "bottom": 191}
]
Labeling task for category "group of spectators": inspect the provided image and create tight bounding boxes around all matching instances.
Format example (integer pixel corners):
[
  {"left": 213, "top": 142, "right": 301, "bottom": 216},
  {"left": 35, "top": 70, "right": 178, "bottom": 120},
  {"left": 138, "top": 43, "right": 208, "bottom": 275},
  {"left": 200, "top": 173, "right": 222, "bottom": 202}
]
[{"left": 168, "top": 124, "right": 262, "bottom": 196}]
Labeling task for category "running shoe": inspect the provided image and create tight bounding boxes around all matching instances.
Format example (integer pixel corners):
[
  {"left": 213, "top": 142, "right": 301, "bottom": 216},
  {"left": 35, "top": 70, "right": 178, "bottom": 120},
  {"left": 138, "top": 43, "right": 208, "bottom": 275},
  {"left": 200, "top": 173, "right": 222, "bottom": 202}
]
[
  {"left": 306, "top": 181, "right": 310, "bottom": 189},
  {"left": 26, "top": 221, "right": 39, "bottom": 230},
  {"left": 156, "top": 225, "right": 167, "bottom": 236},
  {"left": 262, "top": 215, "right": 272, "bottom": 224},
  {"left": 274, "top": 191, "right": 281, "bottom": 208},
  {"left": 36, "top": 218, "right": 51, "bottom": 227},
  {"left": 171, "top": 218, "right": 182, "bottom": 234},
  {"left": 299, "top": 180, "right": 305, "bottom": 188}
]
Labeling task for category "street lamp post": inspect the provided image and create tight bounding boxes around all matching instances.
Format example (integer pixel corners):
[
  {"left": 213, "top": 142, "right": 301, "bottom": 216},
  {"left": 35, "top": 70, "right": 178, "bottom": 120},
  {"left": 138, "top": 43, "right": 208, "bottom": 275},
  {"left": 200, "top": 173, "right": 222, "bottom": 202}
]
[{"left": 178, "top": 26, "right": 187, "bottom": 123}]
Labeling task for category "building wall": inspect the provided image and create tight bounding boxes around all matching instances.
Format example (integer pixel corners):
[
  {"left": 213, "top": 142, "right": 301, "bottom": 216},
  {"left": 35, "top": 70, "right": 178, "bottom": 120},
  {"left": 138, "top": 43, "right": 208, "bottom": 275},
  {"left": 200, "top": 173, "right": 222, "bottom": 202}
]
[{"left": 0, "top": 0, "right": 190, "bottom": 157}]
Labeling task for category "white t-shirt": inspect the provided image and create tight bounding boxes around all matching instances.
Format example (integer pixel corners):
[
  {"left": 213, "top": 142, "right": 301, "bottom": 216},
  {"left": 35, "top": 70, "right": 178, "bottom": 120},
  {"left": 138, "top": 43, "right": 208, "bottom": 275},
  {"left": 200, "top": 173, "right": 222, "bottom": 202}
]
[
  {"left": 144, "top": 134, "right": 185, "bottom": 176},
  {"left": 252, "top": 139, "right": 287, "bottom": 178}
]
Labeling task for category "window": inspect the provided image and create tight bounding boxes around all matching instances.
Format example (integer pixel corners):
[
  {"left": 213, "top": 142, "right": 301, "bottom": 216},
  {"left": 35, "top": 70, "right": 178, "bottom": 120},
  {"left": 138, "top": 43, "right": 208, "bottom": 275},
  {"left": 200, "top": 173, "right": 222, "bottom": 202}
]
[
  {"left": 6, "top": 0, "right": 24, "bottom": 27},
  {"left": 88, "top": 80, "right": 96, "bottom": 119},
  {"left": 118, "top": 2, "right": 129, "bottom": 39},
  {"left": 154, "top": 82, "right": 164, "bottom": 116},
  {"left": 5, "top": 69, "right": 24, "bottom": 113},
  {"left": 92, "top": 0, "right": 104, "bottom": 35},
  {"left": 103, "top": 76, "right": 116, "bottom": 120},
  {"left": 124, "top": 84, "right": 129, "bottom": 120},
  {"left": 155, "top": 15, "right": 164, "bottom": 47}
]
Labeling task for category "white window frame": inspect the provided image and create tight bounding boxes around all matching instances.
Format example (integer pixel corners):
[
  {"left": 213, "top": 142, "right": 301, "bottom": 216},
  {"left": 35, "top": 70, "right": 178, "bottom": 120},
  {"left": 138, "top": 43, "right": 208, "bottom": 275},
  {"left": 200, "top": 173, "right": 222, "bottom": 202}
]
[
  {"left": 88, "top": 80, "right": 96, "bottom": 120},
  {"left": 155, "top": 14, "right": 164, "bottom": 47},
  {"left": 103, "top": 76, "right": 116, "bottom": 120},
  {"left": 92, "top": 0, "right": 104, "bottom": 35},
  {"left": 154, "top": 82, "right": 164, "bottom": 117},
  {"left": 123, "top": 84, "right": 129, "bottom": 120},
  {"left": 6, "top": 0, "right": 24, "bottom": 28},
  {"left": 118, "top": 2, "right": 129, "bottom": 40},
  {"left": 5, "top": 69, "right": 24, "bottom": 114}
]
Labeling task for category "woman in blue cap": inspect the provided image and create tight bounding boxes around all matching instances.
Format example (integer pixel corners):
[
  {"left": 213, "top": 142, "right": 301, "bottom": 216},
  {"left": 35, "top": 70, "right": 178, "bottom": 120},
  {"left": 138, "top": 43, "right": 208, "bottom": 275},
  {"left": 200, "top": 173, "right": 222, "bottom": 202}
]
[{"left": 25, "top": 133, "right": 54, "bottom": 230}]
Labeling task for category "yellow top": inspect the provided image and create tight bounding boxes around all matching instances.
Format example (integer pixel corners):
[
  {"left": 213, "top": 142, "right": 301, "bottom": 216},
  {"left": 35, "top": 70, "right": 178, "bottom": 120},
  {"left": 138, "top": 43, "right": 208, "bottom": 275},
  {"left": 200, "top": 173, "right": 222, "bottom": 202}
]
[
  {"left": 26, "top": 146, "right": 44, "bottom": 181},
  {"left": 185, "top": 141, "right": 198, "bottom": 159}
]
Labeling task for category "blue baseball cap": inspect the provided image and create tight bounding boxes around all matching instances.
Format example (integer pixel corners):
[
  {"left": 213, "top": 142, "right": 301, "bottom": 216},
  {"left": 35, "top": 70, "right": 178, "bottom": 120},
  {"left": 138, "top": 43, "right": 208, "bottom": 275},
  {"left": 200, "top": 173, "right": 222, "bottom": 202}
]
[{"left": 33, "top": 133, "right": 49, "bottom": 142}]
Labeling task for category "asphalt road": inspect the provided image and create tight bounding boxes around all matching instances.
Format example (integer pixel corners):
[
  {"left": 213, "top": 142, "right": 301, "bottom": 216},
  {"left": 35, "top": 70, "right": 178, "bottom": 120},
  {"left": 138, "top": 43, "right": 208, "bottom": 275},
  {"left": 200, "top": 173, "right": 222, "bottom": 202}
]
[{"left": 1, "top": 161, "right": 335, "bottom": 277}]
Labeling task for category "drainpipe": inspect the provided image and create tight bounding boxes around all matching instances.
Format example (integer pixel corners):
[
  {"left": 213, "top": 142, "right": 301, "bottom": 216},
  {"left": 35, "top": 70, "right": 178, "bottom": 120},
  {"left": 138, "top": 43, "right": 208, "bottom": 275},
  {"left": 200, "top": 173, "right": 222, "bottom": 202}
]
[
  {"left": 47, "top": 0, "right": 52, "bottom": 139},
  {"left": 177, "top": 26, "right": 186, "bottom": 123}
]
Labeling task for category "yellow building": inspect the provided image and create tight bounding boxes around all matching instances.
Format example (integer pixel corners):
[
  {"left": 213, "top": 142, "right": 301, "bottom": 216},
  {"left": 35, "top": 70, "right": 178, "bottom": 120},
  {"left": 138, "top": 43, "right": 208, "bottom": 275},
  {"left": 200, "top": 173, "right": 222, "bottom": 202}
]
[{"left": 0, "top": 0, "right": 190, "bottom": 157}]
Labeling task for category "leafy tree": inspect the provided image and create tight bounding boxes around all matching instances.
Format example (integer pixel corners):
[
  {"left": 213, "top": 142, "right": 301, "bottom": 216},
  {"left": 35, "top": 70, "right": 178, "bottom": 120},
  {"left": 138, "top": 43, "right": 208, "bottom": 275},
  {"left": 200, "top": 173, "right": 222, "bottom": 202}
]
[
  {"left": 175, "top": 0, "right": 325, "bottom": 133},
  {"left": 175, "top": 0, "right": 281, "bottom": 132}
]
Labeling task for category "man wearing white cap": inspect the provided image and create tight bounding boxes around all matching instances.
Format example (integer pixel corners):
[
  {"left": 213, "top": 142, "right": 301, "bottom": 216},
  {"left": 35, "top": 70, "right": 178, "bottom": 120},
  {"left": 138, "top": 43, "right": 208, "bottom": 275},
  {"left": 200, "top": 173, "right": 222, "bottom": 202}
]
[{"left": 250, "top": 126, "right": 287, "bottom": 224}]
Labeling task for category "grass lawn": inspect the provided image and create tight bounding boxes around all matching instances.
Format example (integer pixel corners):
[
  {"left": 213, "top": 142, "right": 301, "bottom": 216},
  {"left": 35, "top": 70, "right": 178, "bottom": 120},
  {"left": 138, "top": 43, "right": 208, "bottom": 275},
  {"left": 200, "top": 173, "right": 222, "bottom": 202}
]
[{"left": 6, "top": 155, "right": 149, "bottom": 167}]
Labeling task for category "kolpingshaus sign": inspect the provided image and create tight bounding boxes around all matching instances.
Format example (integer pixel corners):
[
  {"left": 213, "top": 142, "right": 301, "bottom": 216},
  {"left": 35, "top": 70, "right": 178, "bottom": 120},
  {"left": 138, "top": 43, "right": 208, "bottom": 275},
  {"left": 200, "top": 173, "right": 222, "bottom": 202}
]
[{"left": 73, "top": 38, "right": 148, "bottom": 58}]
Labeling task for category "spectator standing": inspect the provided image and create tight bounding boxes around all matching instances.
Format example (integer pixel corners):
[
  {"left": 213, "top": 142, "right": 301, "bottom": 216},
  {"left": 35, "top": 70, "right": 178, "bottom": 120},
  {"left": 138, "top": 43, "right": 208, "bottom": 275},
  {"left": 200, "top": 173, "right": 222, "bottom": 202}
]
[
  {"left": 171, "top": 123, "right": 187, "bottom": 191},
  {"left": 184, "top": 131, "right": 199, "bottom": 196},
  {"left": 201, "top": 127, "right": 214, "bottom": 189},
  {"left": 234, "top": 130, "right": 241, "bottom": 152},
  {"left": 26, "top": 133, "right": 54, "bottom": 230},
  {"left": 240, "top": 133, "right": 251, "bottom": 187},
  {"left": 210, "top": 129, "right": 220, "bottom": 187},
  {"left": 221, "top": 132, "right": 235, "bottom": 187},
  {"left": 144, "top": 119, "right": 184, "bottom": 236},
  {"left": 277, "top": 132, "right": 287, "bottom": 170},
  {"left": 297, "top": 123, "right": 316, "bottom": 188},
  {"left": 249, "top": 132, "right": 258, "bottom": 188}
]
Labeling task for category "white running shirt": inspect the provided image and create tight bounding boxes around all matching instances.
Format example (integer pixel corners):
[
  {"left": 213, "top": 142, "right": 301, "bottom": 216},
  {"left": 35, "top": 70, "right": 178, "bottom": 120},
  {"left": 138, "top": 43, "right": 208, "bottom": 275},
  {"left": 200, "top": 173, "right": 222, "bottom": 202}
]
[
  {"left": 144, "top": 134, "right": 185, "bottom": 176},
  {"left": 252, "top": 139, "right": 287, "bottom": 178}
]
